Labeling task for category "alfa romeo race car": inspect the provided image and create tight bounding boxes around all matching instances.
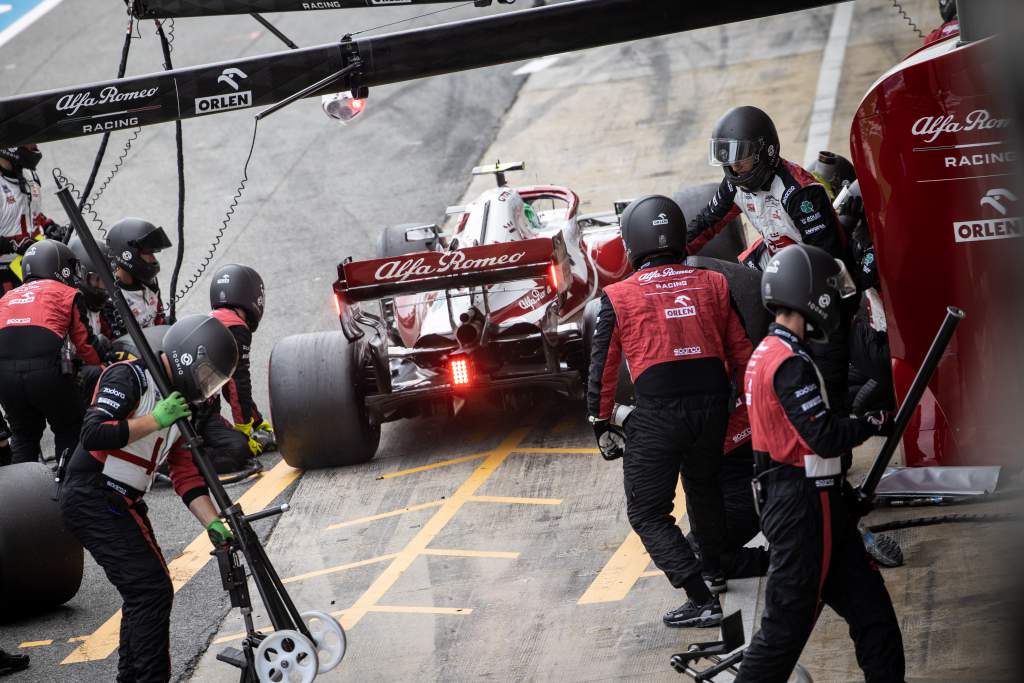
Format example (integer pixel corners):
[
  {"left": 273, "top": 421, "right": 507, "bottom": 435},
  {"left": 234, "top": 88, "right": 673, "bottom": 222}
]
[{"left": 268, "top": 163, "right": 749, "bottom": 469}]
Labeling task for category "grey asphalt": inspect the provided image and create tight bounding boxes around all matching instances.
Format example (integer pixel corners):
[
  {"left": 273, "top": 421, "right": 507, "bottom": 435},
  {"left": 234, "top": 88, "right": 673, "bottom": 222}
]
[{"left": 0, "top": 1, "right": 529, "bottom": 680}]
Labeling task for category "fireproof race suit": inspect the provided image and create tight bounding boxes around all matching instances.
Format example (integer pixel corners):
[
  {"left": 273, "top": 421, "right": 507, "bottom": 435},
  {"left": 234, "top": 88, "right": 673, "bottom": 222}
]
[
  {"left": 59, "top": 360, "right": 208, "bottom": 683},
  {"left": 735, "top": 324, "right": 904, "bottom": 683},
  {"left": 101, "top": 280, "right": 166, "bottom": 338},
  {"left": 588, "top": 256, "right": 752, "bottom": 599},
  {"left": 0, "top": 172, "right": 51, "bottom": 253},
  {"left": 0, "top": 278, "right": 106, "bottom": 463},
  {"left": 209, "top": 308, "right": 264, "bottom": 426}
]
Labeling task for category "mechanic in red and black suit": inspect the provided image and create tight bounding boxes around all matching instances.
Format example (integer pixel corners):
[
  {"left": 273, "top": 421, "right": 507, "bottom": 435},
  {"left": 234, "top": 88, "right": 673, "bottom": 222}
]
[
  {"left": 59, "top": 315, "right": 237, "bottom": 683},
  {"left": 0, "top": 240, "right": 109, "bottom": 466},
  {"left": 209, "top": 264, "right": 275, "bottom": 462},
  {"left": 0, "top": 145, "right": 69, "bottom": 281},
  {"left": 735, "top": 244, "right": 904, "bottom": 683},
  {"left": 588, "top": 195, "right": 752, "bottom": 628},
  {"left": 687, "top": 105, "right": 857, "bottom": 413}
]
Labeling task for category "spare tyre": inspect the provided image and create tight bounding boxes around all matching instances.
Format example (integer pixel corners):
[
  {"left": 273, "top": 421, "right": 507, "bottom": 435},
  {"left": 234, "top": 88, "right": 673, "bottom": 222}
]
[
  {"left": 269, "top": 331, "right": 380, "bottom": 469},
  {"left": 376, "top": 223, "right": 438, "bottom": 259},
  {"left": 687, "top": 255, "right": 770, "bottom": 344},
  {"left": 674, "top": 183, "right": 747, "bottom": 261},
  {"left": 0, "top": 463, "right": 83, "bottom": 617}
]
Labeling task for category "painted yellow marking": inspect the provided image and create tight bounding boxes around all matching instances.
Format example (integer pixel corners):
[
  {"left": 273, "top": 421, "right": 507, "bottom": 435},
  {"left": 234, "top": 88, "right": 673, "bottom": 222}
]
[
  {"left": 379, "top": 452, "right": 489, "bottom": 479},
  {"left": 421, "top": 548, "right": 520, "bottom": 559},
  {"left": 281, "top": 553, "right": 398, "bottom": 584},
  {"left": 62, "top": 460, "right": 302, "bottom": 665},
  {"left": 340, "top": 428, "right": 529, "bottom": 630},
  {"left": 468, "top": 495, "right": 561, "bottom": 506},
  {"left": 578, "top": 481, "right": 685, "bottom": 605},
  {"left": 639, "top": 570, "right": 662, "bottom": 578},
  {"left": 19, "top": 640, "right": 53, "bottom": 648},
  {"left": 325, "top": 500, "right": 445, "bottom": 530},
  {"left": 67, "top": 637, "right": 88, "bottom": 643},
  {"left": 516, "top": 447, "right": 599, "bottom": 454}
]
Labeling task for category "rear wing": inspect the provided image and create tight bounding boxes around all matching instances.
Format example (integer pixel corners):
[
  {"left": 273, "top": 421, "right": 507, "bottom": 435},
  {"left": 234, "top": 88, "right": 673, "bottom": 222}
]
[{"left": 335, "top": 234, "right": 570, "bottom": 303}]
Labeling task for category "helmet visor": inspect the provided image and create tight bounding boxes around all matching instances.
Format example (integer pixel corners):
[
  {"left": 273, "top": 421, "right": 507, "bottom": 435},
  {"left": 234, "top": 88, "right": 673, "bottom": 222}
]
[
  {"left": 131, "top": 227, "right": 172, "bottom": 253},
  {"left": 709, "top": 138, "right": 760, "bottom": 166},
  {"left": 192, "top": 347, "right": 232, "bottom": 400},
  {"left": 829, "top": 259, "right": 859, "bottom": 299}
]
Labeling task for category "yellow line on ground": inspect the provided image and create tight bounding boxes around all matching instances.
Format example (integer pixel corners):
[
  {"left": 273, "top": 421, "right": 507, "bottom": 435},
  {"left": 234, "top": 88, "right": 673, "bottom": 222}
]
[
  {"left": 325, "top": 500, "right": 445, "bottom": 530},
  {"left": 62, "top": 460, "right": 302, "bottom": 665},
  {"left": 340, "top": 428, "right": 530, "bottom": 630},
  {"left": 468, "top": 495, "right": 561, "bottom": 506},
  {"left": 379, "top": 452, "right": 489, "bottom": 479},
  {"left": 577, "top": 481, "right": 685, "bottom": 605},
  {"left": 281, "top": 553, "right": 398, "bottom": 584},
  {"left": 421, "top": 548, "right": 520, "bottom": 559},
  {"left": 19, "top": 640, "right": 53, "bottom": 648},
  {"left": 67, "top": 637, "right": 87, "bottom": 643},
  {"left": 639, "top": 570, "right": 663, "bottom": 578},
  {"left": 516, "top": 447, "right": 598, "bottom": 454}
]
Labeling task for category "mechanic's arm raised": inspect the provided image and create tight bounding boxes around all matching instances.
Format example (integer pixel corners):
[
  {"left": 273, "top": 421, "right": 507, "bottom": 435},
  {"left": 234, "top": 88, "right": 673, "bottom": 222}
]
[{"left": 686, "top": 177, "right": 741, "bottom": 254}]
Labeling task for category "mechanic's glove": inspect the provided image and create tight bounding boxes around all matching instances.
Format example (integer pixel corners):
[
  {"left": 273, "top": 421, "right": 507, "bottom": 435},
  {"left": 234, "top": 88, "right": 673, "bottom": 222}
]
[
  {"left": 42, "top": 221, "right": 70, "bottom": 242},
  {"left": 862, "top": 410, "right": 893, "bottom": 437},
  {"left": 206, "top": 519, "right": 234, "bottom": 547},
  {"left": 253, "top": 420, "right": 276, "bottom": 452},
  {"left": 234, "top": 418, "right": 263, "bottom": 456},
  {"left": 590, "top": 417, "right": 625, "bottom": 461},
  {"left": 234, "top": 418, "right": 254, "bottom": 437},
  {"left": 153, "top": 391, "right": 192, "bottom": 429}
]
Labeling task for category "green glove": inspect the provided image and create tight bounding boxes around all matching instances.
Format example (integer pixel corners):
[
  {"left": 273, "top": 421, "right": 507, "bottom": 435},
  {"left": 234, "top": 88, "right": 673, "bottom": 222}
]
[
  {"left": 207, "top": 519, "right": 234, "bottom": 546},
  {"left": 153, "top": 391, "right": 191, "bottom": 429}
]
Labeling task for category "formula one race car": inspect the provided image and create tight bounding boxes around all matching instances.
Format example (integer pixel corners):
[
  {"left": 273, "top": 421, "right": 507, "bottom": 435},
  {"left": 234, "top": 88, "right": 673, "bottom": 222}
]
[{"left": 268, "top": 163, "right": 748, "bottom": 469}]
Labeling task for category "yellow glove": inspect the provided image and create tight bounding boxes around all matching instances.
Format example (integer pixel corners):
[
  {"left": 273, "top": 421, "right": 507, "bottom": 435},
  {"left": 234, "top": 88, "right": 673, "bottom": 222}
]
[{"left": 234, "top": 418, "right": 255, "bottom": 437}]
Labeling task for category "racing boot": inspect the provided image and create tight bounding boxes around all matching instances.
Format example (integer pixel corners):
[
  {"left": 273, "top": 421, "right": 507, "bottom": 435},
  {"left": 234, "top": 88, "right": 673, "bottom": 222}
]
[
  {"left": 663, "top": 596, "right": 723, "bottom": 629},
  {"left": 0, "top": 649, "right": 29, "bottom": 676}
]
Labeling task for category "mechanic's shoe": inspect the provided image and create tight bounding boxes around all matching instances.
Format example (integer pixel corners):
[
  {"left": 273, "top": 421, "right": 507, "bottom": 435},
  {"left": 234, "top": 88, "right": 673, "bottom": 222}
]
[
  {"left": 663, "top": 597, "right": 723, "bottom": 628},
  {"left": 704, "top": 572, "right": 728, "bottom": 595},
  {"left": 0, "top": 648, "right": 29, "bottom": 676}
]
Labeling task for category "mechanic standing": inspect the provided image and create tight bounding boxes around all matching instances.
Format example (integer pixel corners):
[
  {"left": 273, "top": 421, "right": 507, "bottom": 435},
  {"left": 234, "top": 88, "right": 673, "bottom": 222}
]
[
  {"left": 0, "top": 145, "right": 68, "bottom": 286},
  {"left": 59, "top": 315, "right": 238, "bottom": 683},
  {"left": 209, "top": 264, "right": 275, "bottom": 459},
  {"left": 687, "top": 106, "right": 856, "bottom": 412},
  {"left": 588, "top": 195, "right": 752, "bottom": 628},
  {"left": 0, "top": 241, "right": 107, "bottom": 465},
  {"left": 68, "top": 235, "right": 112, "bottom": 405},
  {"left": 101, "top": 218, "right": 170, "bottom": 338},
  {"left": 736, "top": 244, "right": 904, "bottom": 682}
]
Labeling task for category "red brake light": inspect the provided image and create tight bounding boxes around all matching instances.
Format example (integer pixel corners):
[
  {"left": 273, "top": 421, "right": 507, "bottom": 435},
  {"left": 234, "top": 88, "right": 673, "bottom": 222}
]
[
  {"left": 450, "top": 357, "right": 471, "bottom": 386},
  {"left": 351, "top": 99, "right": 366, "bottom": 112},
  {"left": 333, "top": 293, "right": 342, "bottom": 316},
  {"left": 548, "top": 262, "right": 560, "bottom": 291}
]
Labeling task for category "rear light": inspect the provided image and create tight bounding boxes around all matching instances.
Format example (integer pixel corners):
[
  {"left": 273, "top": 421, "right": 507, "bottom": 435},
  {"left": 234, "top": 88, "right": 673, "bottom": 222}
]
[
  {"left": 450, "top": 357, "right": 472, "bottom": 386},
  {"left": 333, "top": 293, "right": 343, "bottom": 317},
  {"left": 548, "top": 262, "right": 560, "bottom": 291}
]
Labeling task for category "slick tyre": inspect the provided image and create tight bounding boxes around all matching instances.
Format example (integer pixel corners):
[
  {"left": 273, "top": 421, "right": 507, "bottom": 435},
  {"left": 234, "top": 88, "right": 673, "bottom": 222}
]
[
  {"left": 674, "top": 183, "right": 746, "bottom": 261},
  {"left": 269, "top": 331, "right": 380, "bottom": 469},
  {"left": 686, "top": 255, "right": 770, "bottom": 344},
  {"left": 0, "top": 463, "right": 83, "bottom": 617},
  {"left": 376, "top": 223, "right": 437, "bottom": 258}
]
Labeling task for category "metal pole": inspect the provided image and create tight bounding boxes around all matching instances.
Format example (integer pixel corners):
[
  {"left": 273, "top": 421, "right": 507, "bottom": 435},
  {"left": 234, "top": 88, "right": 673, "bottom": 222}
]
[{"left": 859, "top": 306, "right": 966, "bottom": 499}]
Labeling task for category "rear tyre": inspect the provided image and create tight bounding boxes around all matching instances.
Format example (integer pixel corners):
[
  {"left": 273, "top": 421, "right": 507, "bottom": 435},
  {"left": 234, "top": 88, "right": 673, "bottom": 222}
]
[
  {"left": 376, "top": 223, "right": 436, "bottom": 258},
  {"left": 0, "top": 462, "right": 83, "bottom": 616},
  {"left": 674, "top": 183, "right": 746, "bottom": 261},
  {"left": 687, "top": 255, "right": 770, "bottom": 344},
  {"left": 269, "top": 331, "right": 380, "bottom": 469}
]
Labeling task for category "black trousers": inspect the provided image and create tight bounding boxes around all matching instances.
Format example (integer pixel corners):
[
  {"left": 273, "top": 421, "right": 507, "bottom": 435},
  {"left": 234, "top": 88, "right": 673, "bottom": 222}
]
[
  {"left": 59, "top": 472, "right": 173, "bottom": 683},
  {"left": 622, "top": 393, "right": 729, "bottom": 595},
  {"left": 735, "top": 470, "right": 905, "bottom": 683},
  {"left": 199, "top": 413, "right": 252, "bottom": 474},
  {"left": 0, "top": 358, "right": 82, "bottom": 465}
]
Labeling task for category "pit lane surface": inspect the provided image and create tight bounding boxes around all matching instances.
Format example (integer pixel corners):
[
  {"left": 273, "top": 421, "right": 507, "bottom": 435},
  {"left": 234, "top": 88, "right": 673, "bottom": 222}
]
[{"left": 0, "top": 1, "right": 956, "bottom": 681}]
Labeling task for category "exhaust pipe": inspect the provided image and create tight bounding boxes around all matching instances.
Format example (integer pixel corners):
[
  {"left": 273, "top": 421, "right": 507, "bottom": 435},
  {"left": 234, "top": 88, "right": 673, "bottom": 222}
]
[{"left": 456, "top": 308, "right": 485, "bottom": 347}]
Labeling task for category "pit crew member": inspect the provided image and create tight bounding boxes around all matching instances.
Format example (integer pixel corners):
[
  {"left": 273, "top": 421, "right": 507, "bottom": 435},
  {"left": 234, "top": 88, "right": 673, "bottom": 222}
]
[
  {"left": 735, "top": 244, "right": 904, "bottom": 682},
  {"left": 0, "top": 145, "right": 68, "bottom": 282},
  {"left": 101, "top": 218, "right": 170, "bottom": 338},
  {"left": 588, "top": 194, "right": 752, "bottom": 628},
  {"left": 0, "top": 647, "right": 28, "bottom": 676},
  {"left": 68, "top": 235, "right": 112, "bottom": 405},
  {"left": 0, "top": 241, "right": 107, "bottom": 465},
  {"left": 59, "top": 315, "right": 237, "bottom": 683},
  {"left": 209, "top": 264, "right": 275, "bottom": 458}
]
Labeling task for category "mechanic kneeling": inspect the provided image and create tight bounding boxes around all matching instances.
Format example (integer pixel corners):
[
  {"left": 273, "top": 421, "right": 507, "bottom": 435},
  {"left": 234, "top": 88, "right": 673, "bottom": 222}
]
[
  {"left": 588, "top": 195, "right": 752, "bottom": 628},
  {"left": 736, "top": 244, "right": 904, "bottom": 683},
  {"left": 0, "top": 240, "right": 107, "bottom": 465},
  {"left": 59, "top": 315, "right": 237, "bottom": 683}
]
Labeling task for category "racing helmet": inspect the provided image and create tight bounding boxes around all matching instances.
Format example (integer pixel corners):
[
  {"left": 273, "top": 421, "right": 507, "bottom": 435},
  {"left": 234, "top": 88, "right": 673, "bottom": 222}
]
[
  {"left": 807, "top": 151, "right": 856, "bottom": 199},
  {"left": 0, "top": 145, "right": 42, "bottom": 174},
  {"left": 209, "top": 264, "right": 266, "bottom": 332},
  {"left": 708, "top": 106, "right": 780, "bottom": 192},
  {"left": 760, "top": 244, "right": 855, "bottom": 342},
  {"left": 620, "top": 194, "right": 686, "bottom": 269},
  {"left": 162, "top": 314, "right": 238, "bottom": 404},
  {"left": 938, "top": 0, "right": 957, "bottom": 22},
  {"left": 106, "top": 217, "right": 171, "bottom": 284},
  {"left": 22, "top": 240, "right": 81, "bottom": 287},
  {"left": 68, "top": 235, "right": 111, "bottom": 311}
]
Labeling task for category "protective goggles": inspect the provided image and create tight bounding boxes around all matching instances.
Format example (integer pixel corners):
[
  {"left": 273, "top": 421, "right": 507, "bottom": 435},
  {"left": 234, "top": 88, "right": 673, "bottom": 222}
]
[{"left": 708, "top": 138, "right": 760, "bottom": 166}]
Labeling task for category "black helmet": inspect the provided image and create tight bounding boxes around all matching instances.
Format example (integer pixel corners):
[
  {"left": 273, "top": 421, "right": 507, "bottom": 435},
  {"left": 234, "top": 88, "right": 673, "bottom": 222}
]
[
  {"left": 209, "top": 264, "right": 265, "bottom": 332},
  {"left": 708, "top": 106, "right": 781, "bottom": 192},
  {"left": 106, "top": 218, "right": 171, "bottom": 285},
  {"left": 111, "top": 325, "right": 171, "bottom": 361},
  {"left": 761, "top": 244, "right": 854, "bottom": 342},
  {"left": 162, "top": 314, "right": 238, "bottom": 404},
  {"left": 807, "top": 151, "right": 856, "bottom": 199},
  {"left": 620, "top": 194, "right": 686, "bottom": 269},
  {"left": 22, "top": 240, "right": 81, "bottom": 287},
  {"left": 68, "top": 235, "right": 110, "bottom": 311},
  {"left": 938, "top": 0, "right": 956, "bottom": 22},
  {"left": 0, "top": 145, "right": 41, "bottom": 174}
]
